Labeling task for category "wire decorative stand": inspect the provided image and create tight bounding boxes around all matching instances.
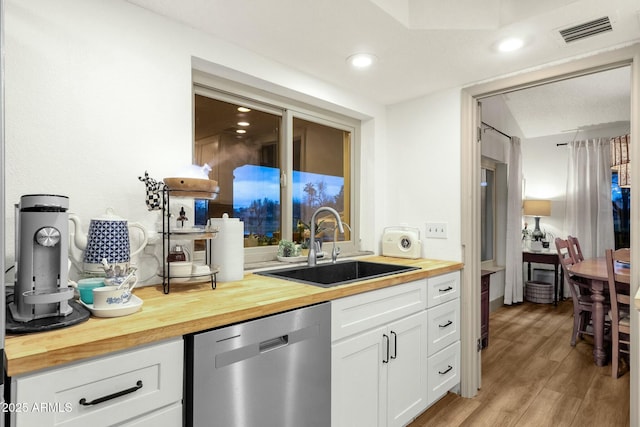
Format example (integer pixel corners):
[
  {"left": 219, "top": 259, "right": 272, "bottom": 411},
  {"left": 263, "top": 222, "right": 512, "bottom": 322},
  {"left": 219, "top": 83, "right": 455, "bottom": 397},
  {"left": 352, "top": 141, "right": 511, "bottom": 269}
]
[{"left": 159, "top": 185, "right": 220, "bottom": 294}]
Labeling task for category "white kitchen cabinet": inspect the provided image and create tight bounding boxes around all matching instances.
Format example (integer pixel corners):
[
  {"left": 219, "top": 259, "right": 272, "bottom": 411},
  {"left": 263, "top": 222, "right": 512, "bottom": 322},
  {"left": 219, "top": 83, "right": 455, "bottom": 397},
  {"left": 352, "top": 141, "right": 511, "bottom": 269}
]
[
  {"left": 332, "top": 279, "right": 427, "bottom": 341},
  {"left": 386, "top": 311, "right": 429, "bottom": 426},
  {"left": 332, "top": 280, "right": 428, "bottom": 427},
  {"left": 9, "top": 338, "right": 183, "bottom": 427},
  {"left": 120, "top": 402, "right": 183, "bottom": 427},
  {"left": 425, "top": 271, "right": 461, "bottom": 407},
  {"left": 426, "top": 299, "right": 460, "bottom": 356},
  {"left": 425, "top": 271, "right": 459, "bottom": 308},
  {"left": 332, "top": 325, "right": 387, "bottom": 427},
  {"left": 427, "top": 341, "right": 460, "bottom": 404},
  {"left": 332, "top": 271, "right": 462, "bottom": 427}
]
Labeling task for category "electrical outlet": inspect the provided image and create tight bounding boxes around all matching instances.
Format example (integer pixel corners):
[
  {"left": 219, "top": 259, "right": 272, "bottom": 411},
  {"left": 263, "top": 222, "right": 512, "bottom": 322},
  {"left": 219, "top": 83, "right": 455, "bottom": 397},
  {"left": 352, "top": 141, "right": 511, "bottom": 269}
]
[{"left": 425, "top": 222, "right": 448, "bottom": 239}]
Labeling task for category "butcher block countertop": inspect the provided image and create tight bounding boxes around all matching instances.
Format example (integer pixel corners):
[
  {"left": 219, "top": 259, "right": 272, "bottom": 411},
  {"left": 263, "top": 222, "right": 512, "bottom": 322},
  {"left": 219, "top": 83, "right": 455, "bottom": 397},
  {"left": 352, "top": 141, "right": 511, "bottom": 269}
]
[{"left": 5, "top": 256, "right": 463, "bottom": 377}]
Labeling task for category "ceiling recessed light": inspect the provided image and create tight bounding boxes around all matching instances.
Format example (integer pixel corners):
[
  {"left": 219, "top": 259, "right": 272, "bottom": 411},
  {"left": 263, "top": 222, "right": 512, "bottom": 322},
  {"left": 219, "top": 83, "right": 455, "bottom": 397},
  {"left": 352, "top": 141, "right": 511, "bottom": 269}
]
[
  {"left": 497, "top": 37, "right": 524, "bottom": 52},
  {"left": 236, "top": 129, "right": 247, "bottom": 134},
  {"left": 237, "top": 121, "right": 250, "bottom": 127},
  {"left": 347, "top": 53, "right": 377, "bottom": 69},
  {"left": 237, "top": 107, "right": 251, "bottom": 112}
]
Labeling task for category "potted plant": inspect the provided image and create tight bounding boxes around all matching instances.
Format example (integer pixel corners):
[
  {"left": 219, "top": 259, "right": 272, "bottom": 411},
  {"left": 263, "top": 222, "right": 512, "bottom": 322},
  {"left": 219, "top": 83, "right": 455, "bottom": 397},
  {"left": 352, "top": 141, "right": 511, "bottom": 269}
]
[{"left": 277, "top": 239, "right": 299, "bottom": 258}]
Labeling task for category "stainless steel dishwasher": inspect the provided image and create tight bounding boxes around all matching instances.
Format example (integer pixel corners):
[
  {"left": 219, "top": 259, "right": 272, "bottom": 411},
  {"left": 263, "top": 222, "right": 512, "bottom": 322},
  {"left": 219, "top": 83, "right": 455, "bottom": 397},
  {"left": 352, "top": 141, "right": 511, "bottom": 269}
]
[{"left": 186, "top": 302, "right": 331, "bottom": 427}]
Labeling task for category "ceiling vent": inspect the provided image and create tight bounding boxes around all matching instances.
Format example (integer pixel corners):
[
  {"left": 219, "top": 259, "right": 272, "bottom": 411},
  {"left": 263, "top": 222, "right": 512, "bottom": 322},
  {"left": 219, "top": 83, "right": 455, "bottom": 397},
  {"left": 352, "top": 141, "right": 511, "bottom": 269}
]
[{"left": 559, "top": 16, "right": 613, "bottom": 43}]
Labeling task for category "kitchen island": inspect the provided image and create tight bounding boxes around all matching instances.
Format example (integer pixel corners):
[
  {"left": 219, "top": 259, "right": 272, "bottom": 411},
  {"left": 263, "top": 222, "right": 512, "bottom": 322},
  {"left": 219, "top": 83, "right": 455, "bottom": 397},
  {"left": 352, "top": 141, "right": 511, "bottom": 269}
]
[{"left": 5, "top": 256, "right": 463, "bottom": 377}]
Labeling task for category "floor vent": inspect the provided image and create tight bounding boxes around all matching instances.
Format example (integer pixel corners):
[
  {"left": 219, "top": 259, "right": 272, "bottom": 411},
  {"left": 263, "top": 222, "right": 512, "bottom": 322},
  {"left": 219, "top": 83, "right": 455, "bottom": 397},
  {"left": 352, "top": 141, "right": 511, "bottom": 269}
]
[{"left": 559, "top": 16, "right": 613, "bottom": 43}]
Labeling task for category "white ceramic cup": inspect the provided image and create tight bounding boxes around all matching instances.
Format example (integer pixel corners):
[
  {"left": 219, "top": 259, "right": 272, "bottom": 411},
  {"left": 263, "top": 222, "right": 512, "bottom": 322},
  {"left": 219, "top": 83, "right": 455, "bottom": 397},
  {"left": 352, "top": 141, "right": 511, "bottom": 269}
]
[
  {"left": 169, "top": 261, "right": 193, "bottom": 283},
  {"left": 92, "top": 285, "right": 132, "bottom": 309}
]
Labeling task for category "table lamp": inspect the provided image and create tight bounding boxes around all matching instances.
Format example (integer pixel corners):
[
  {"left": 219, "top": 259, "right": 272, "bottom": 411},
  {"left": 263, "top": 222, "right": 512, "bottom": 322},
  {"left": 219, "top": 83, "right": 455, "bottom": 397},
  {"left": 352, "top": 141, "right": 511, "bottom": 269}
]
[{"left": 523, "top": 200, "right": 551, "bottom": 241}]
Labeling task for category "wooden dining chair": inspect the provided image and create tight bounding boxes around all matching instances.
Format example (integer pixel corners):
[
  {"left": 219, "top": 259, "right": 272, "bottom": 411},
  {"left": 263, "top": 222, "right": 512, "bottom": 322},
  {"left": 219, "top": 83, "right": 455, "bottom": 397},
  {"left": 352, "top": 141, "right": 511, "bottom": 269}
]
[
  {"left": 605, "top": 248, "right": 631, "bottom": 378},
  {"left": 555, "top": 238, "right": 597, "bottom": 346},
  {"left": 567, "top": 235, "right": 584, "bottom": 262},
  {"left": 613, "top": 247, "right": 630, "bottom": 263}
]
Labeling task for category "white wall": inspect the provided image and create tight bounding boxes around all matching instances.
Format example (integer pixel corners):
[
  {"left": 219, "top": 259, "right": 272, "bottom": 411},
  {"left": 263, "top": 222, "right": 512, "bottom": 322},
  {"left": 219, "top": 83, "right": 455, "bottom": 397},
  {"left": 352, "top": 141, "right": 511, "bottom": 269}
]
[
  {"left": 385, "top": 88, "right": 462, "bottom": 262},
  {"left": 5, "top": 0, "right": 468, "bottom": 286},
  {"left": 4, "top": 0, "right": 390, "bottom": 283}
]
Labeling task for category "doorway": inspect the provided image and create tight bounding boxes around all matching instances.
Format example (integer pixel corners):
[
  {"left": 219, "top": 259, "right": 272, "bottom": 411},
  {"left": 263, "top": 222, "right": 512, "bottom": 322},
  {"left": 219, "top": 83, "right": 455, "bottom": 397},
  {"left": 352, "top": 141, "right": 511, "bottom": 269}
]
[
  {"left": 480, "top": 65, "right": 631, "bottom": 304},
  {"left": 459, "top": 44, "right": 639, "bottom": 425}
]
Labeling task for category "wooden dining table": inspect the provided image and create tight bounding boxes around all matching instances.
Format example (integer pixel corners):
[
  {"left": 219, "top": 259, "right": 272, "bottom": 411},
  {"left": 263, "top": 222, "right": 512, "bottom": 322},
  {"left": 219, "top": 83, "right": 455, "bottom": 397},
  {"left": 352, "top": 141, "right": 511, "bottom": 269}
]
[{"left": 567, "top": 257, "right": 630, "bottom": 366}]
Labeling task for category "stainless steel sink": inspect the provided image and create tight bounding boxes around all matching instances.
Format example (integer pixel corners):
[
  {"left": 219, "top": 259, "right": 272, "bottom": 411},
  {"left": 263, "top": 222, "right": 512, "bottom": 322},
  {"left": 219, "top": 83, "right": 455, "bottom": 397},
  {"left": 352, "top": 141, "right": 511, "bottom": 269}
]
[{"left": 256, "top": 260, "right": 420, "bottom": 288}]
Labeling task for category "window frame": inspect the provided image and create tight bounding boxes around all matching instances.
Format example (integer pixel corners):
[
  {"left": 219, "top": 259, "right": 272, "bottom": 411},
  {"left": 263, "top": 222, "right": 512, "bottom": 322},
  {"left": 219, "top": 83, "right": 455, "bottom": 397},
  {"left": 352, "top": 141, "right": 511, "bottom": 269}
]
[
  {"left": 192, "top": 76, "right": 359, "bottom": 264},
  {"left": 480, "top": 159, "right": 497, "bottom": 268}
]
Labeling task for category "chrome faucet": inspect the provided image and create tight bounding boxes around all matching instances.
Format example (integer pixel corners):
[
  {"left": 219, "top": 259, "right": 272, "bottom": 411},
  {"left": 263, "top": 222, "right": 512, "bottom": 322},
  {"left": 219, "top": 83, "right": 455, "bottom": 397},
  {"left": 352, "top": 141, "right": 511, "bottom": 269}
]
[
  {"left": 332, "top": 223, "right": 351, "bottom": 263},
  {"left": 308, "top": 207, "right": 344, "bottom": 266}
]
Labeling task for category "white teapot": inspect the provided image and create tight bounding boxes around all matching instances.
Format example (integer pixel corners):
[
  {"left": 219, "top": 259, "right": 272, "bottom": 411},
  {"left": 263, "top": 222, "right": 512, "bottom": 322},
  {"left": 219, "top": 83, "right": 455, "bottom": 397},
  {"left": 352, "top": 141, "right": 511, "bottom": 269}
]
[{"left": 69, "top": 208, "right": 148, "bottom": 273}]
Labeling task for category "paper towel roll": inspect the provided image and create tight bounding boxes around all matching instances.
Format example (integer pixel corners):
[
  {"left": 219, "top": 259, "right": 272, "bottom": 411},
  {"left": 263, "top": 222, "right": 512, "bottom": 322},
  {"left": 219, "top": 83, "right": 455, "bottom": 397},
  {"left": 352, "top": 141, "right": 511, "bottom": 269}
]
[{"left": 209, "top": 215, "right": 244, "bottom": 282}]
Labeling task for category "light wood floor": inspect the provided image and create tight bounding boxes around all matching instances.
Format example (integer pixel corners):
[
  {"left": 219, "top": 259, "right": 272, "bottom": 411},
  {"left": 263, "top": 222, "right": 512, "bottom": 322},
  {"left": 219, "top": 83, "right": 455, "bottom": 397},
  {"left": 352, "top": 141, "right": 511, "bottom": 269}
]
[{"left": 410, "top": 299, "right": 630, "bottom": 427}]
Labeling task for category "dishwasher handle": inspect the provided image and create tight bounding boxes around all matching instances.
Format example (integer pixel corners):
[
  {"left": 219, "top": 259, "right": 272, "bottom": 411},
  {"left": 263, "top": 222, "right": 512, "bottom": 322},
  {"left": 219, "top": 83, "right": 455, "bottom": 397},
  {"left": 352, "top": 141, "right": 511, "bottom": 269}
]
[
  {"left": 259, "top": 335, "right": 289, "bottom": 353},
  {"left": 214, "top": 324, "right": 320, "bottom": 368}
]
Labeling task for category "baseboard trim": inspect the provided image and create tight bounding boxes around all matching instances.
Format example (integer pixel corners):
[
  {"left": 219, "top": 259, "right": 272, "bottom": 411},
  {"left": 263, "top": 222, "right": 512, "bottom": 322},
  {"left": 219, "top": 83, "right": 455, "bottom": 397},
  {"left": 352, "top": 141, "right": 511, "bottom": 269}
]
[{"left": 489, "top": 297, "right": 504, "bottom": 313}]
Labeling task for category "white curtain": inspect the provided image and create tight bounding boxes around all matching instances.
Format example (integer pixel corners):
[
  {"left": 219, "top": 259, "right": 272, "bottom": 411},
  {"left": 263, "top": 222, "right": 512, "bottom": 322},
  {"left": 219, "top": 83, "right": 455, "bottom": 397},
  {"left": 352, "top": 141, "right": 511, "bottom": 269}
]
[
  {"left": 564, "top": 139, "right": 615, "bottom": 264},
  {"left": 504, "top": 137, "right": 523, "bottom": 305}
]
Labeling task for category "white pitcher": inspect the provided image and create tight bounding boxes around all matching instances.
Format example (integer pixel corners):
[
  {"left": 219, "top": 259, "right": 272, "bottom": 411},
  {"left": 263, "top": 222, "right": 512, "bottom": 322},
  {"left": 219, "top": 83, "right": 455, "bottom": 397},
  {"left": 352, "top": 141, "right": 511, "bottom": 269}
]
[{"left": 69, "top": 208, "right": 148, "bottom": 273}]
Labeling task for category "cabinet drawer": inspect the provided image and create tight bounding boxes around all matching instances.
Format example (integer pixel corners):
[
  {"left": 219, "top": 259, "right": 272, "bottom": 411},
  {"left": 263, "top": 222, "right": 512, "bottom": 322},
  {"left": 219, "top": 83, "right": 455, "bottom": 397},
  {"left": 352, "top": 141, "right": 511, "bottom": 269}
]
[
  {"left": 121, "top": 402, "right": 183, "bottom": 427},
  {"left": 426, "top": 271, "right": 459, "bottom": 308},
  {"left": 11, "top": 338, "right": 183, "bottom": 427},
  {"left": 427, "top": 341, "right": 460, "bottom": 405},
  {"left": 332, "top": 280, "right": 427, "bottom": 341},
  {"left": 426, "top": 299, "right": 460, "bottom": 356}
]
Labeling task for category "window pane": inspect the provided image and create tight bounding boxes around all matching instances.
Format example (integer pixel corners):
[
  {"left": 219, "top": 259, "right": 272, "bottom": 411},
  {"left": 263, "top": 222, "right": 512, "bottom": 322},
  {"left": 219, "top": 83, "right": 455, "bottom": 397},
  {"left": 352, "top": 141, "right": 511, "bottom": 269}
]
[
  {"left": 612, "top": 171, "right": 631, "bottom": 249},
  {"left": 194, "top": 94, "right": 282, "bottom": 245},
  {"left": 292, "top": 117, "right": 351, "bottom": 244},
  {"left": 481, "top": 168, "right": 494, "bottom": 262}
]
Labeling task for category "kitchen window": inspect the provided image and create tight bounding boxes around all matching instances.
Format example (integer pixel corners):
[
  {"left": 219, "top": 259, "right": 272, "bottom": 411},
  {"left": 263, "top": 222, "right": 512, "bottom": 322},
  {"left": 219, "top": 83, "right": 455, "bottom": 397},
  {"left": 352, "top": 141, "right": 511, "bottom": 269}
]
[{"left": 193, "top": 83, "right": 356, "bottom": 263}]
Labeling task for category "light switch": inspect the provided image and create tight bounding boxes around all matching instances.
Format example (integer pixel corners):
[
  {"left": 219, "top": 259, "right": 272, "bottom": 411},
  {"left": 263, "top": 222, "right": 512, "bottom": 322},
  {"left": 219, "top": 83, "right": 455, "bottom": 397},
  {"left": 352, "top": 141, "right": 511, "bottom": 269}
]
[{"left": 425, "top": 222, "right": 448, "bottom": 239}]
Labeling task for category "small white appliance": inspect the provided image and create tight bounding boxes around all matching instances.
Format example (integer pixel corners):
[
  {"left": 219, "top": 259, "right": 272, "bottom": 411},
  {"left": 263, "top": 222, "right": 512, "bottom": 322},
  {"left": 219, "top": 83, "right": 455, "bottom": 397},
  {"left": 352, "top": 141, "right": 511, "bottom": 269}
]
[{"left": 382, "top": 226, "right": 422, "bottom": 259}]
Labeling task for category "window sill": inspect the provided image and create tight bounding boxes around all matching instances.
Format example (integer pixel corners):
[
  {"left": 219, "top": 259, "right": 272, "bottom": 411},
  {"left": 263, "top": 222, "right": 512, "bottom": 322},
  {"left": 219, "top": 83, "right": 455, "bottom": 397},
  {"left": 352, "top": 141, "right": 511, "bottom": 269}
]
[{"left": 480, "top": 263, "right": 505, "bottom": 273}]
